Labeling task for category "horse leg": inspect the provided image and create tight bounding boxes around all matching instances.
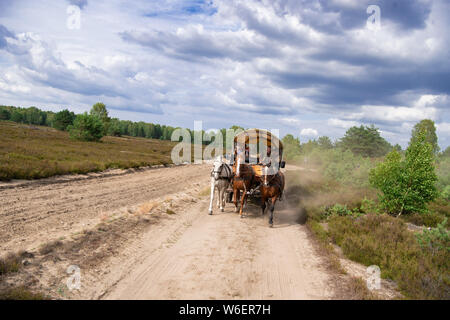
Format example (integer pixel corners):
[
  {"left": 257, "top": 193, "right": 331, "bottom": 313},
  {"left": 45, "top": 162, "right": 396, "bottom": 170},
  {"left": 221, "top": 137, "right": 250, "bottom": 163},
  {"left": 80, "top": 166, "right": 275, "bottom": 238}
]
[
  {"left": 208, "top": 178, "right": 215, "bottom": 215},
  {"left": 222, "top": 182, "right": 228, "bottom": 209},
  {"left": 233, "top": 188, "right": 240, "bottom": 213},
  {"left": 220, "top": 186, "right": 226, "bottom": 212},
  {"left": 239, "top": 192, "right": 246, "bottom": 218},
  {"left": 261, "top": 194, "right": 266, "bottom": 216},
  {"left": 269, "top": 196, "right": 277, "bottom": 227},
  {"left": 217, "top": 185, "right": 220, "bottom": 208},
  {"left": 218, "top": 185, "right": 224, "bottom": 212},
  {"left": 243, "top": 182, "right": 248, "bottom": 209}
]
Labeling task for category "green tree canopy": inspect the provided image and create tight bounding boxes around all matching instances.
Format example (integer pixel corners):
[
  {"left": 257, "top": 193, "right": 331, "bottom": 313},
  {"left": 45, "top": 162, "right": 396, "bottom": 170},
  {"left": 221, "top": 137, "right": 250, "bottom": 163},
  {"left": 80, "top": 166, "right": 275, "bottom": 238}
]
[
  {"left": 369, "top": 131, "right": 438, "bottom": 215},
  {"left": 90, "top": 102, "right": 110, "bottom": 134},
  {"left": 409, "top": 119, "right": 440, "bottom": 155},
  {"left": 282, "top": 134, "right": 301, "bottom": 160},
  {"left": 68, "top": 113, "right": 104, "bottom": 142},
  {"left": 90, "top": 102, "right": 109, "bottom": 120},
  {"left": 53, "top": 109, "right": 76, "bottom": 131},
  {"left": 317, "top": 136, "right": 333, "bottom": 149},
  {"left": 393, "top": 144, "right": 402, "bottom": 152},
  {"left": 340, "top": 125, "right": 391, "bottom": 157},
  {"left": 0, "top": 108, "right": 10, "bottom": 120}
]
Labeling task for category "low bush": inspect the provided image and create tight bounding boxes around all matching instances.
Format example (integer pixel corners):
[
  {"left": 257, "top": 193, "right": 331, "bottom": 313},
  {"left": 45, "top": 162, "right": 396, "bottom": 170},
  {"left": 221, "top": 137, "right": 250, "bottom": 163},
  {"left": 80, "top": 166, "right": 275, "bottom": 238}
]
[{"left": 401, "top": 211, "right": 446, "bottom": 228}]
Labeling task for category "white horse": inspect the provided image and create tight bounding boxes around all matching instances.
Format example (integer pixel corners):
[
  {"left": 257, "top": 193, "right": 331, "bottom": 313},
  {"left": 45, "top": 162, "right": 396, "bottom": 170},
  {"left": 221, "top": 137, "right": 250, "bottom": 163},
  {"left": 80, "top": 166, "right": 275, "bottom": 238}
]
[{"left": 208, "top": 156, "right": 232, "bottom": 215}]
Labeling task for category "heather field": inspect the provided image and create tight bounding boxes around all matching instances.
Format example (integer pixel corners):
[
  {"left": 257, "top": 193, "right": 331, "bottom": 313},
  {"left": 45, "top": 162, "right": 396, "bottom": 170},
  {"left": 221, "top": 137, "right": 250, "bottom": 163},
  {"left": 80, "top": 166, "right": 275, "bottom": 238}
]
[{"left": 0, "top": 121, "right": 176, "bottom": 180}]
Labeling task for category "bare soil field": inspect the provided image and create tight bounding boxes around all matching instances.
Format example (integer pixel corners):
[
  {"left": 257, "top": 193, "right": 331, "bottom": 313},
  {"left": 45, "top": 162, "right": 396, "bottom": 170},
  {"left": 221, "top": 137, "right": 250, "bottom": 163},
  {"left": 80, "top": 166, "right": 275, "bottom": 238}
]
[{"left": 0, "top": 164, "right": 398, "bottom": 299}]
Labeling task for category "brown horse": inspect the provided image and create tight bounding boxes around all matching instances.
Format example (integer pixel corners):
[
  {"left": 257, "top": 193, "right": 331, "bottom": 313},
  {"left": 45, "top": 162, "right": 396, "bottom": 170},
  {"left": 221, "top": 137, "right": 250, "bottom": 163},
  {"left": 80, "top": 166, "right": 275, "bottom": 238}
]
[
  {"left": 231, "top": 157, "right": 255, "bottom": 218},
  {"left": 260, "top": 166, "right": 285, "bottom": 227}
]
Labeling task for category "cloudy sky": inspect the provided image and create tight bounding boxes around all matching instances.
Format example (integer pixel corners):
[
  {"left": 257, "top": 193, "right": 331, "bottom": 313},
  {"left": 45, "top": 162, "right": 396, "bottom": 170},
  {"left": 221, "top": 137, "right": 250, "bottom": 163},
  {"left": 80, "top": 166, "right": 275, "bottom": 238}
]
[{"left": 0, "top": 0, "right": 449, "bottom": 148}]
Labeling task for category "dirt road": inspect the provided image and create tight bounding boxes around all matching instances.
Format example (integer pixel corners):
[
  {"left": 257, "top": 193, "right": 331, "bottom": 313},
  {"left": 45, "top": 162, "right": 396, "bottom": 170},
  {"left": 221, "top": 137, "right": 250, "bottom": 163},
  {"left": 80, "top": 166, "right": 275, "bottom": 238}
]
[
  {"left": 1, "top": 164, "right": 337, "bottom": 299},
  {"left": 0, "top": 164, "right": 210, "bottom": 253},
  {"left": 103, "top": 191, "right": 333, "bottom": 300}
]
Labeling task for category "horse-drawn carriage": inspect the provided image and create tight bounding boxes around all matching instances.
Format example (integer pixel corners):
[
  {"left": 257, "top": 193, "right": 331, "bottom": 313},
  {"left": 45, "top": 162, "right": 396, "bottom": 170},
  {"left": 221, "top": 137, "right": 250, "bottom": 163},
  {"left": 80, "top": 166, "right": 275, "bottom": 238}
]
[
  {"left": 225, "top": 128, "right": 285, "bottom": 202},
  {"left": 208, "top": 128, "right": 286, "bottom": 226}
]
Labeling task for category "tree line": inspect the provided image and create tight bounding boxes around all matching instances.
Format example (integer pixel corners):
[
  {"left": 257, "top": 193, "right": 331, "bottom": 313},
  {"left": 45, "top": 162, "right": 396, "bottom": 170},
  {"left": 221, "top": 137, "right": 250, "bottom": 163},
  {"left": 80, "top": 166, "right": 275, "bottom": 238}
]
[
  {"left": 282, "top": 121, "right": 443, "bottom": 160},
  {"left": 0, "top": 103, "right": 200, "bottom": 143}
]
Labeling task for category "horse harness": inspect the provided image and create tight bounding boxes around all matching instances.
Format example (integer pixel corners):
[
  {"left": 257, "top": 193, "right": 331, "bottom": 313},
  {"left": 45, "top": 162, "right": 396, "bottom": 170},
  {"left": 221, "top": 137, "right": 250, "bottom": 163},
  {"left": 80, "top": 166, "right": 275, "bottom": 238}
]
[{"left": 211, "top": 163, "right": 232, "bottom": 181}]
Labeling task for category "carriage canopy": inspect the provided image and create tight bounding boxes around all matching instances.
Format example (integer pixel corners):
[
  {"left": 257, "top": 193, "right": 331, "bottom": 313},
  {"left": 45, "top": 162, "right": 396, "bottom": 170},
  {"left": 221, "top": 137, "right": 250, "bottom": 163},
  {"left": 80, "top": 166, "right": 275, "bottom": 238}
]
[
  {"left": 232, "top": 129, "right": 284, "bottom": 171},
  {"left": 233, "top": 129, "right": 283, "bottom": 151}
]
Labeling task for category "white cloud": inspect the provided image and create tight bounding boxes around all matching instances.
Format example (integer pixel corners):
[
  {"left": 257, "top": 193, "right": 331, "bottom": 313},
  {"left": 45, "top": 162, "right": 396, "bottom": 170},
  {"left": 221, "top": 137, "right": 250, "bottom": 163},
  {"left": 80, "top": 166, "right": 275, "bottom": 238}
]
[
  {"left": 300, "top": 128, "right": 318, "bottom": 137},
  {"left": 351, "top": 105, "right": 438, "bottom": 122},
  {"left": 437, "top": 122, "right": 450, "bottom": 134},
  {"left": 280, "top": 117, "right": 300, "bottom": 124},
  {"left": 328, "top": 118, "right": 358, "bottom": 129}
]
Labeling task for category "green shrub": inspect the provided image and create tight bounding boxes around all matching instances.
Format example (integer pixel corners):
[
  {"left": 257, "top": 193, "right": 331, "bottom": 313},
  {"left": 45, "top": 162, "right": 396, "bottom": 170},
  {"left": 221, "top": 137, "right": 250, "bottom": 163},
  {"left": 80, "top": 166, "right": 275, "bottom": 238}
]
[
  {"left": 52, "top": 109, "right": 75, "bottom": 131},
  {"left": 360, "top": 197, "right": 378, "bottom": 214},
  {"left": 68, "top": 113, "right": 104, "bottom": 142},
  {"left": 325, "top": 204, "right": 353, "bottom": 217},
  {"left": 369, "top": 131, "right": 438, "bottom": 215},
  {"left": 416, "top": 218, "right": 450, "bottom": 252}
]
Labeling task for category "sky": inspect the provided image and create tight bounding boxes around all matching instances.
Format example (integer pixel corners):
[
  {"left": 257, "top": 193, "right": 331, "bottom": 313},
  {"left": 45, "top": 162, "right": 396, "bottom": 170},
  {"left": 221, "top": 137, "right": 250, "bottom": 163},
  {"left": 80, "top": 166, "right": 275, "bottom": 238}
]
[{"left": 0, "top": 0, "right": 449, "bottom": 149}]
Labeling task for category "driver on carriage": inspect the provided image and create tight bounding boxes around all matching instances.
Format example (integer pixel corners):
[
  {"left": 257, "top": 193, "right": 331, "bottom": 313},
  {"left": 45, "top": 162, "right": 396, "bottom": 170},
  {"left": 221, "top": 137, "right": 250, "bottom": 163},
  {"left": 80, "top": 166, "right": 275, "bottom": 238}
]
[{"left": 260, "top": 145, "right": 272, "bottom": 167}]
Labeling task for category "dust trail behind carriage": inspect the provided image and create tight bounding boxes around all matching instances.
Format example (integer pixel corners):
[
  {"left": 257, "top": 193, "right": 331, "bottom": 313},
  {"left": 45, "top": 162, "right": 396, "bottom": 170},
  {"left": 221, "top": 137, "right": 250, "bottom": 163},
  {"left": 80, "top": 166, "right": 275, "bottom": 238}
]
[{"left": 0, "top": 162, "right": 356, "bottom": 299}]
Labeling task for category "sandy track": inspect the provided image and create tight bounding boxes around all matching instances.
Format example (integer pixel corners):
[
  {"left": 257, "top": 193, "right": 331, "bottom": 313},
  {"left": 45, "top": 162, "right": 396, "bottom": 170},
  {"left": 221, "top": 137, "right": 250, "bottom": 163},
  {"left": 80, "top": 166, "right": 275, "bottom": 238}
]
[
  {"left": 0, "top": 164, "right": 210, "bottom": 253},
  {"left": 1, "top": 164, "right": 338, "bottom": 299},
  {"left": 103, "top": 203, "right": 334, "bottom": 300}
]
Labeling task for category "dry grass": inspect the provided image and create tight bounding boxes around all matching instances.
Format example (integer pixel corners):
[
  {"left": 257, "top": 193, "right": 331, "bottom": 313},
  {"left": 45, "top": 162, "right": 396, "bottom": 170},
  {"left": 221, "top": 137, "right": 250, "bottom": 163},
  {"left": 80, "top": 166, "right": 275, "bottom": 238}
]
[
  {"left": 0, "top": 121, "right": 177, "bottom": 180},
  {"left": 137, "top": 201, "right": 159, "bottom": 215},
  {"left": 0, "top": 287, "right": 48, "bottom": 300},
  {"left": 345, "top": 277, "right": 378, "bottom": 300},
  {"left": 198, "top": 186, "right": 211, "bottom": 197},
  {"left": 0, "top": 252, "right": 23, "bottom": 276},
  {"left": 39, "top": 240, "right": 63, "bottom": 255}
]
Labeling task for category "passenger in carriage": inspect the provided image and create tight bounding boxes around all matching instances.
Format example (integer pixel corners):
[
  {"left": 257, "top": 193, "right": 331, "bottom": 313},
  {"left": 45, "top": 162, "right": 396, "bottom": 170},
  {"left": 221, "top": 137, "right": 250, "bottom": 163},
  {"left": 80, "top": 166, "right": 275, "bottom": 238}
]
[{"left": 260, "top": 145, "right": 272, "bottom": 167}]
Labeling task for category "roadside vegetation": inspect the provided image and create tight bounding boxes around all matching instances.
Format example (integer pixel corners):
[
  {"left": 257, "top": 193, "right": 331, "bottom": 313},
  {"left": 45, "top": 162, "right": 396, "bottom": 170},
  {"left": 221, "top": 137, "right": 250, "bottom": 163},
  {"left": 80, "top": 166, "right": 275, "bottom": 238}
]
[{"left": 283, "top": 119, "right": 449, "bottom": 299}]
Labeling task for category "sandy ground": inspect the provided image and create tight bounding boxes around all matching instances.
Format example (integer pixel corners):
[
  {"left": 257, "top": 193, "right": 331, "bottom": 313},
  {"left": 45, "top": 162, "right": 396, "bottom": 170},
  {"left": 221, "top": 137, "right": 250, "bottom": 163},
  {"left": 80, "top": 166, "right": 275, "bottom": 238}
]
[
  {"left": 1, "top": 163, "right": 396, "bottom": 299},
  {"left": 0, "top": 164, "right": 209, "bottom": 253},
  {"left": 102, "top": 189, "right": 333, "bottom": 300}
]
